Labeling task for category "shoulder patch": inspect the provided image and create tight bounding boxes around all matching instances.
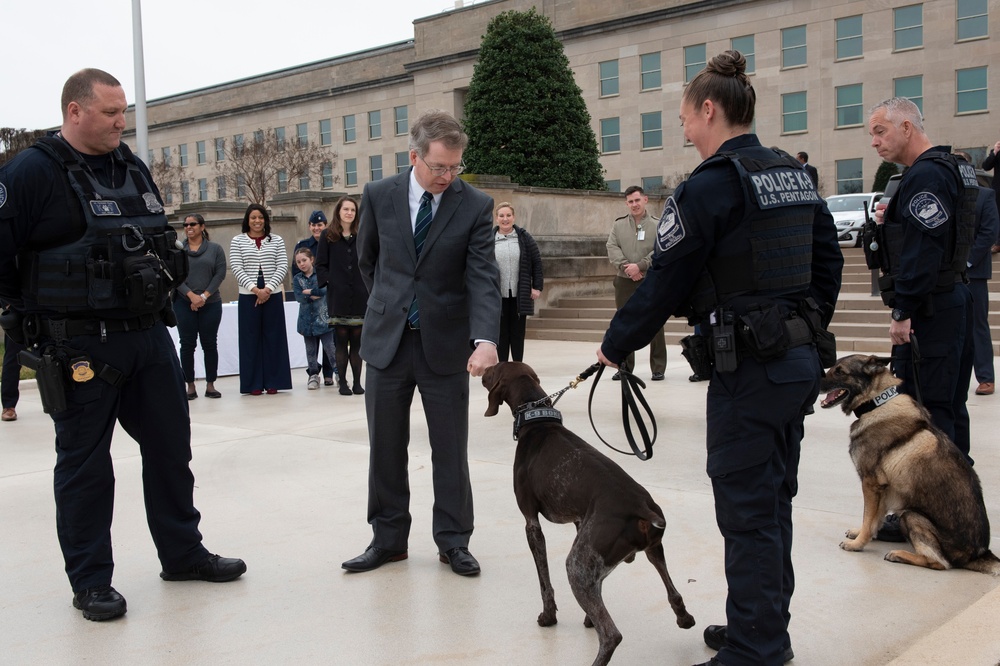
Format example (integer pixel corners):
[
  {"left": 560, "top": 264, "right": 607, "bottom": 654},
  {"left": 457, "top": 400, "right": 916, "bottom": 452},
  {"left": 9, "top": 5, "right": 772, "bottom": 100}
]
[
  {"left": 0, "top": 182, "right": 7, "bottom": 209},
  {"left": 908, "top": 192, "right": 949, "bottom": 229},
  {"left": 655, "top": 197, "right": 686, "bottom": 254}
]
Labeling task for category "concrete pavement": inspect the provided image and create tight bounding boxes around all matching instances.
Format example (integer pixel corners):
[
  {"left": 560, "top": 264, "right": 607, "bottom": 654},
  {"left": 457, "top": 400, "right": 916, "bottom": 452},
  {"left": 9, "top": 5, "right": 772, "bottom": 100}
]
[{"left": 2, "top": 340, "right": 999, "bottom": 665}]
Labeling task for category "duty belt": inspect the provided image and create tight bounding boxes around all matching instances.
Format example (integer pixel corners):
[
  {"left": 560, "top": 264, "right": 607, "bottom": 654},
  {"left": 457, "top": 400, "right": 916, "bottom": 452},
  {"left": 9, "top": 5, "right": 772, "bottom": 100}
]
[{"left": 28, "top": 311, "right": 161, "bottom": 343}]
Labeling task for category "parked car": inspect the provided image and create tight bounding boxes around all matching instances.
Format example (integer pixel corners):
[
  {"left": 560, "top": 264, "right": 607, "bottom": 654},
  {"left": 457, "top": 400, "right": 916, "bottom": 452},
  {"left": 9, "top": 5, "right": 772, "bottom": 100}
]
[{"left": 827, "top": 192, "right": 883, "bottom": 247}]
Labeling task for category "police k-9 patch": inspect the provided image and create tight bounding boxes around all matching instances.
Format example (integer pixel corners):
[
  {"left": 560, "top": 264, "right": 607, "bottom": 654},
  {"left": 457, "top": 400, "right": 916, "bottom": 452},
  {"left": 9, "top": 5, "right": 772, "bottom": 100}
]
[
  {"left": 749, "top": 168, "right": 820, "bottom": 208},
  {"left": 656, "top": 197, "right": 686, "bottom": 254},
  {"left": 909, "top": 192, "right": 948, "bottom": 229}
]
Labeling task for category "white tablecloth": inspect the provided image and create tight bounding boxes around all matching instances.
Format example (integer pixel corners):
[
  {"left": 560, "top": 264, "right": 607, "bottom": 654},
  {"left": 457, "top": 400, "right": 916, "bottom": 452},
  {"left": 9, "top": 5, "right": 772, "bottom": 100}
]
[{"left": 168, "top": 300, "right": 307, "bottom": 378}]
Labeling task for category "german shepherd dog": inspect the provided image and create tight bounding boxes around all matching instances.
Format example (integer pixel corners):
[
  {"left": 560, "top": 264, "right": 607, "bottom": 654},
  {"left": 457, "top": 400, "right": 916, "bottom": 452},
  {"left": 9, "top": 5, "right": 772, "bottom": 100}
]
[{"left": 819, "top": 354, "right": 1000, "bottom": 574}]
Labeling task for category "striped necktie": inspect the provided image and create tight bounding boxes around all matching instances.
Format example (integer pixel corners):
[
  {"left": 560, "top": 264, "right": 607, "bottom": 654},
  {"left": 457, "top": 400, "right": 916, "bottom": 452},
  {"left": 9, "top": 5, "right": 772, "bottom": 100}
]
[{"left": 407, "top": 191, "right": 434, "bottom": 329}]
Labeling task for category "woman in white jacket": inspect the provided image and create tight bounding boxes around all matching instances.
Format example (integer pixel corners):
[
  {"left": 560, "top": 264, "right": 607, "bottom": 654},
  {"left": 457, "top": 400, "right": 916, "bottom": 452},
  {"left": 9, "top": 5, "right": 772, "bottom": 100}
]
[{"left": 230, "top": 204, "right": 292, "bottom": 395}]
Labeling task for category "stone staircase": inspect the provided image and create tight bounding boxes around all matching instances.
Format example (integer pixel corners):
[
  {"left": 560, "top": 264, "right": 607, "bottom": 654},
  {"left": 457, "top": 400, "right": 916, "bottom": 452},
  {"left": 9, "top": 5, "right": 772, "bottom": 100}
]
[{"left": 526, "top": 247, "right": 1000, "bottom": 356}]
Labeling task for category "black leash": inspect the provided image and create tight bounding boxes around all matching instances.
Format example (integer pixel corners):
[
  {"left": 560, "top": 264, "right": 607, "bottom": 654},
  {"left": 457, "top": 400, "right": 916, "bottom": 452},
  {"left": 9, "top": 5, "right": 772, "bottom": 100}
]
[
  {"left": 573, "top": 362, "right": 658, "bottom": 460},
  {"left": 513, "top": 361, "right": 658, "bottom": 459},
  {"left": 908, "top": 331, "right": 923, "bottom": 405}
]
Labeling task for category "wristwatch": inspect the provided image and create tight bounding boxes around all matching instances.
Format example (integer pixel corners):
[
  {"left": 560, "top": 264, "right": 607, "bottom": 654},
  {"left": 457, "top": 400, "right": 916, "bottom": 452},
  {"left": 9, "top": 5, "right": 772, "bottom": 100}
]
[{"left": 891, "top": 308, "right": 910, "bottom": 322}]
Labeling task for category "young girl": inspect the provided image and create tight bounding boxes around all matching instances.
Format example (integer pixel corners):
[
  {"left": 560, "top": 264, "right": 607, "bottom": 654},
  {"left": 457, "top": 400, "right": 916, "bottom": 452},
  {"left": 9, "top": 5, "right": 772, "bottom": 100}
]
[{"left": 292, "top": 248, "right": 337, "bottom": 390}]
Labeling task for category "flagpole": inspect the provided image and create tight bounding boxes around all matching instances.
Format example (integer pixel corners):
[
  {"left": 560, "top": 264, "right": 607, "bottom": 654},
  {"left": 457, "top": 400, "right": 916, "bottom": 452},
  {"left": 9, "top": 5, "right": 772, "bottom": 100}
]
[{"left": 132, "top": 0, "right": 149, "bottom": 165}]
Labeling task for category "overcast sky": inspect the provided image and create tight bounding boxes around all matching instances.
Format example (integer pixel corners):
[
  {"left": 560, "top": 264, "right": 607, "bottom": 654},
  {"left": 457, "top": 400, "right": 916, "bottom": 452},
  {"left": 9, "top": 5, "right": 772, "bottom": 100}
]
[{"left": 2, "top": 0, "right": 464, "bottom": 130}]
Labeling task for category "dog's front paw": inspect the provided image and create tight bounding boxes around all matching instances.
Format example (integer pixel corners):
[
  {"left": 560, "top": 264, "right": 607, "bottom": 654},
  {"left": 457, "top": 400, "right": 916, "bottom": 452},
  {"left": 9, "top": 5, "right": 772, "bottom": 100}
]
[
  {"left": 840, "top": 538, "right": 865, "bottom": 552},
  {"left": 845, "top": 528, "right": 860, "bottom": 539},
  {"left": 537, "top": 610, "right": 557, "bottom": 627}
]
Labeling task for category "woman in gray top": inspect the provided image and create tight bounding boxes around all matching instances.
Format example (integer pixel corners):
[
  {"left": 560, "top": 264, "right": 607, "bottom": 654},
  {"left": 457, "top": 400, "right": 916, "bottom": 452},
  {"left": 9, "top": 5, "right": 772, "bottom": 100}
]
[
  {"left": 173, "top": 213, "right": 228, "bottom": 399},
  {"left": 492, "top": 201, "right": 543, "bottom": 362}
]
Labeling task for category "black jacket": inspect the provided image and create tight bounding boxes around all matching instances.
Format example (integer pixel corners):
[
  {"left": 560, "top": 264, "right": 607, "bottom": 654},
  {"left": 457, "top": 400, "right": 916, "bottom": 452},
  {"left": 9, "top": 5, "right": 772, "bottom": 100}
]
[
  {"left": 315, "top": 234, "right": 368, "bottom": 317},
  {"left": 493, "top": 225, "right": 544, "bottom": 316}
]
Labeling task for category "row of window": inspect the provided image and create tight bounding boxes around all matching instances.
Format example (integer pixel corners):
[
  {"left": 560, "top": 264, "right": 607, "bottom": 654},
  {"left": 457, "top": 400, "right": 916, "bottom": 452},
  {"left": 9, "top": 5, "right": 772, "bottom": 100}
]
[
  {"left": 778, "top": 67, "right": 987, "bottom": 135},
  {"left": 598, "top": 1, "right": 987, "bottom": 96},
  {"left": 153, "top": 107, "right": 409, "bottom": 167}
]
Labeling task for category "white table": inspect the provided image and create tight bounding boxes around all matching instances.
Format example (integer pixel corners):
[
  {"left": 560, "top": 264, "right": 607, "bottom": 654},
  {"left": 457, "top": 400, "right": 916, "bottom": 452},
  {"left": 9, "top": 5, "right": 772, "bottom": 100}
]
[{"left": 168, "top": 300, "right": 307, "bottom": 378}]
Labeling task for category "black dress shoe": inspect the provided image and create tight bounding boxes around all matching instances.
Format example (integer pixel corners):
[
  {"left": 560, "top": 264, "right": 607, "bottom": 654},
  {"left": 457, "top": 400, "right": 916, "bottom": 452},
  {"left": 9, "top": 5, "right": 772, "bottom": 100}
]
[
  {"left": 439, "top": 546, "right": 481, "bottom": 576},
  {"left": 205, "top": 390, "right": 222, "bottom": 399},
  {"left": 342, "top": 546, "right": 408, "bottom": 572},
  {"left": 73, "top": 584, "right": 127, "bottom": 621},
  {"left": 187, "top": 391, "right": 198, "bottom": 400},
  {"left": 689, "top": 373, "right": 709, "bottom": 382},
  {"left": 160, "top": 554, "right": 247, "bottom": 582},
  {"left": 651, "top": 372, "right": 665, "bottom": 381},
  {"left": 703, "top": 624, "right": 794, "bottom": 663}
]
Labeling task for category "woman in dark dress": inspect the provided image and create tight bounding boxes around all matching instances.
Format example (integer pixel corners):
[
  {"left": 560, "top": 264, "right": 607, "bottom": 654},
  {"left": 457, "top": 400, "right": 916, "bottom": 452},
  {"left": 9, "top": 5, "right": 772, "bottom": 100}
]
[{"left": 316, "top": 196, "right": 367, "bottom": 395}]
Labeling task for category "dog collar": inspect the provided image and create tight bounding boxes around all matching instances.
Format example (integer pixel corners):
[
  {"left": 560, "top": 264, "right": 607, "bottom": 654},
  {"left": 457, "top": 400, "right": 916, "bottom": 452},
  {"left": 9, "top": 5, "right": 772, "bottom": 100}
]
[
  {"left": 513, "top": 407, "right": 563, "bottom": 440},
  {"left": 853, "top": 386, "right": 900, "bottom": 417}
]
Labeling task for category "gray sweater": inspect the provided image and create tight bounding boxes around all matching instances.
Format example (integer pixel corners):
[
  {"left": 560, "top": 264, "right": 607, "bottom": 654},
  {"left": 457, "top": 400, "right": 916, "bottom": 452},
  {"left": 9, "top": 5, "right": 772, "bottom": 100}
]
[{"left": 177, "top": 239, "right": 227, "bottom": 303}]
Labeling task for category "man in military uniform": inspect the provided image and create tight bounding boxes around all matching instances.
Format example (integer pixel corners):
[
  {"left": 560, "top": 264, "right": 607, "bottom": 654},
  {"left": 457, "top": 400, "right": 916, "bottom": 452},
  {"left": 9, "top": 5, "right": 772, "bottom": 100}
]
[
  {"left": 0, "top": 69, "right": 245, "bottom": 622},
  {"left": 867, "top": 97, "right": 976, "bottom": 465},
  {"left": 606, "top": 185, "right": 666, "bottom": 380}
]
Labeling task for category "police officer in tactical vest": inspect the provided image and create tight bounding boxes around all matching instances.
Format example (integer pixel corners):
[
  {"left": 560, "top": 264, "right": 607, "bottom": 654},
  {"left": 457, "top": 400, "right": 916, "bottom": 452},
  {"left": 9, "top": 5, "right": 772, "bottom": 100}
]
[
  {"left": 598, "top": 51, "right": 842, "bottom": 666},
  {"left": 866, "top": 97, "right": 976, "bottom": 466},
  {"left": 0, "top": 68, "right": 245, "bottom": 622}
]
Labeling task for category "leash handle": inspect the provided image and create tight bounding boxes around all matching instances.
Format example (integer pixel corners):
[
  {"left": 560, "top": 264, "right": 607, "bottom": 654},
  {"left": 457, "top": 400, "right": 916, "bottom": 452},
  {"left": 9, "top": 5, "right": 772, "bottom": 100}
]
[{"left": 586, "top": 365, "right": 657, "bottom": 460}]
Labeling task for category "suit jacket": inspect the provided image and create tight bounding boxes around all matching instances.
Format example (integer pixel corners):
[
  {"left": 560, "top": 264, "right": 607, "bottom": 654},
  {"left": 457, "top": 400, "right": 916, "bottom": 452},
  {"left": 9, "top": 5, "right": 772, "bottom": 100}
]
[
  {"left": 358, "top": 169, "right": 500, "bottom": 373},
  {"left": 804, "top": 163, "right": 819, "bottom": 188},
  {"left": 967, "top": 187, "right": 1000, "bottom": 280}
]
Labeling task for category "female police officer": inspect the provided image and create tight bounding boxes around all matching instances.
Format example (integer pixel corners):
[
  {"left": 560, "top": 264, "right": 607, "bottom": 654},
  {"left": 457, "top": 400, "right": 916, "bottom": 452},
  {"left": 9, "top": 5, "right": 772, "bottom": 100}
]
[{"left": 597, "top": 51, "right": 842, "bottom": 666}]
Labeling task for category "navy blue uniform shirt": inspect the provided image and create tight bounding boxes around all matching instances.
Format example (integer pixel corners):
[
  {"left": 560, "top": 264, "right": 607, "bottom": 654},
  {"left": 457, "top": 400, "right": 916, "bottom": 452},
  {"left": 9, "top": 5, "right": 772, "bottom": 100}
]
[
  {"left": 886, "top": 145, "right": 961, "bottom": 316},
  {"left": 601, "top": 134, "right": 843, "bottom": 364}
]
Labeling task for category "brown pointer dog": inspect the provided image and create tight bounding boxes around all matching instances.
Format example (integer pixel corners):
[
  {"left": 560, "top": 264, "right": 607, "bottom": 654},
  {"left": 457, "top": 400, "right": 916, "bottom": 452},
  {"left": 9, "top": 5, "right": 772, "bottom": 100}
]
[
  {"left": 819, "top": 354, "right": 1000, "bottom": 574},
  {"left": 482, "top": 361, "right": 695, "bottom": 666}
]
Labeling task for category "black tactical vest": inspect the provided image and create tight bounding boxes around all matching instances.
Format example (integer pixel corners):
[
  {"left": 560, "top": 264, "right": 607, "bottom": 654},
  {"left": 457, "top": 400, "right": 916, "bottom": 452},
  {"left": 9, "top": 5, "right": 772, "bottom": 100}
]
[
  {"left": 879, "top": 152, "right": 977, "bottom": 298},
  {"left": 18, "top": 136, "right": 186, "bottom": 318},
  {"left": 682, "top": 148, "right": 818, "bottom": 318}
]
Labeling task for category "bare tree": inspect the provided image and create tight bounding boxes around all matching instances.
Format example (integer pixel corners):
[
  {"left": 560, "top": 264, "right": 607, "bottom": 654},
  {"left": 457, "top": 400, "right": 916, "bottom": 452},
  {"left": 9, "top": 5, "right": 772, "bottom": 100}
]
[
  {"left": 149, "top": 148, "right": 185, "bottom": 200},
  {"left": 215, "top": 127, "right": 337, "bottom": 205},
  {"left": 0, "top": 128, "right": 47, "bottom": 167}
]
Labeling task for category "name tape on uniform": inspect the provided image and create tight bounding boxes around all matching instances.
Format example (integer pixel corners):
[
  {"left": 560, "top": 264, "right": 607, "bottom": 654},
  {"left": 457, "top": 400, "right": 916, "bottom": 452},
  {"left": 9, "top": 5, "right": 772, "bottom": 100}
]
[{"left": 749, "top": 168, "right": 821, "bottom": 209}]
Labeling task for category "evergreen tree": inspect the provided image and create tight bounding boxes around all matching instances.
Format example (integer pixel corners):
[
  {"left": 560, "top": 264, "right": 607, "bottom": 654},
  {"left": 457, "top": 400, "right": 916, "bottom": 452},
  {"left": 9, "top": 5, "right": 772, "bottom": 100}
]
[
  {"left": 872, "top": 160, "right": 900, "bottom": 192},
  {"left": 463, "top": 8, "right": 605, "bottom": 190}
]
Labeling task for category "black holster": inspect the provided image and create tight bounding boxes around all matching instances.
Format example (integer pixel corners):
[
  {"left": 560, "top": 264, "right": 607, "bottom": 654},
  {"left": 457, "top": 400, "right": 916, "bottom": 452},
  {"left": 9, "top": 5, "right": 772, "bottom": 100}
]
[
  {"left": 17, "top": 347, "right": 68, "bottom": 414},
  {"left": 680, "top": 334, "right": 714, "bottom": 379}
]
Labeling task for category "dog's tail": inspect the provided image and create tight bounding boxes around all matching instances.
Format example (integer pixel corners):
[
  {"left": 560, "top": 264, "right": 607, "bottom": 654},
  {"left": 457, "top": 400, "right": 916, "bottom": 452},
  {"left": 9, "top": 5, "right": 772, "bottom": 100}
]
[{"left": 963, "top": 550, "right": 1000, "bottom": 576}]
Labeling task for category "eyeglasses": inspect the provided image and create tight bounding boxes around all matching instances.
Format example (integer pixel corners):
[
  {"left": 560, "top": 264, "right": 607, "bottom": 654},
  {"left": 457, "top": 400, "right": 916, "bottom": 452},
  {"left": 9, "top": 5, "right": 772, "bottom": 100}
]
[
  {"left": 419, "top": 155, "right": 465, "bottom": 177},
  {"left": 182, "top": 222, "right": 201, "bottom": 227}
]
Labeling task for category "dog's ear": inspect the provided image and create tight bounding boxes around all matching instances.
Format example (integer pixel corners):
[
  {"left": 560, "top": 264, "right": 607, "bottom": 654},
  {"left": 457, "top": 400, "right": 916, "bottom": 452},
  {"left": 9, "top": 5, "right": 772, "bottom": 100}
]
[
  {"left": 868, "top": 355, "right": 893, "bottom": 369},
  {"left": 483, "top": 364, "right": 504, "bottom": 417}
]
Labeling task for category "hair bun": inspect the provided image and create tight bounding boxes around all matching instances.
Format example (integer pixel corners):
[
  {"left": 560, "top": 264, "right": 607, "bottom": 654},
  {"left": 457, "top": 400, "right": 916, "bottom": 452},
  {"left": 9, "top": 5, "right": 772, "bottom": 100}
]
[{"left": 706, "top": 50, "right": 747, "bottom": 78}]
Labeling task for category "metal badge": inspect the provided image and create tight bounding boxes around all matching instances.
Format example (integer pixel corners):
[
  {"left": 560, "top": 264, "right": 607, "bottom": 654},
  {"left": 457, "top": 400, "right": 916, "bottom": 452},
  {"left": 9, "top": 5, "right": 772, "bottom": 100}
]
[
  {"left": 70, "top": 360, "right": 95, "bottom": 383},
  {"left": 143, "top": 192, "right": 164, "bottom": 214}
]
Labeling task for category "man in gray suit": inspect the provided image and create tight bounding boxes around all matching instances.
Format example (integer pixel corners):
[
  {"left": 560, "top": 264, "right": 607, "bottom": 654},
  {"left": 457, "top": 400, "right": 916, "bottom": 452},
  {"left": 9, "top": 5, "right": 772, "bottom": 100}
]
[{"left": 342, "top": 110, "right": 500, "bottom": 576}]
